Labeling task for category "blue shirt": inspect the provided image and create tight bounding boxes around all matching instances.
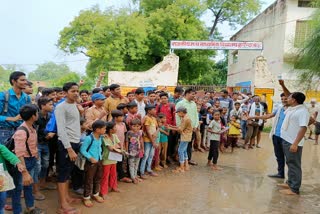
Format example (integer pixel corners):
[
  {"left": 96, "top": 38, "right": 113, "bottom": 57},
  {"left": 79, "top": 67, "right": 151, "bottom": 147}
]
[
  {"left": 0, "top": 88, "right": 31, "bottom": 128},
  {"left": 45, "top": 98, "right": 65, "bottom": 133},
  {"left": 274, "top": 107, "right": 286, "bottom": 137},
  {"left": 80, "top": 134, "right": 103, "bottom": 161}
]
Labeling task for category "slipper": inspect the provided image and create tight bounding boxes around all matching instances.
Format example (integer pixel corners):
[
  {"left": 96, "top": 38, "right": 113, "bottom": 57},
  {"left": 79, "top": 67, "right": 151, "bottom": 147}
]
[
  {"left": 34, "top": 193, "right": 46, "bottom": 201},
  {"left": 83, "top": 199, "right": 93, "bottom": 208}
]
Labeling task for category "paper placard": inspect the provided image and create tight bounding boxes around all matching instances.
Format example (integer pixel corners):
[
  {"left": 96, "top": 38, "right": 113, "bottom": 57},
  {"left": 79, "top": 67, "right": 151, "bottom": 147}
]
[{"left": 108, "top": 151, "right": 123, "bottom": 161}]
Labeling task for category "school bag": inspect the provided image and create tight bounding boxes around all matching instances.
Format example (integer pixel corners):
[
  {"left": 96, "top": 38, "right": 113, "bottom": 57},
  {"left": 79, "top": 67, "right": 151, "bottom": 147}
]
[{"left": 3, "top": 126, "right": 32, "bottom": 173}]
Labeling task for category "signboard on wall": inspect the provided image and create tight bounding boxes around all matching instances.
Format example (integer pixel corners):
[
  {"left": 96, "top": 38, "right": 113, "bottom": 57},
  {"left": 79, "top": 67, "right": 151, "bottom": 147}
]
[{"left": 170, "top": 40, "right": 263, "bottom": 50}]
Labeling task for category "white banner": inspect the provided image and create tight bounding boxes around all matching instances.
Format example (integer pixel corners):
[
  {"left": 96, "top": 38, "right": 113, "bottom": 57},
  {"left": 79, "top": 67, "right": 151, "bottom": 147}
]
[{"left": 170, "top": 40, "right": 263, "bottom": 50}]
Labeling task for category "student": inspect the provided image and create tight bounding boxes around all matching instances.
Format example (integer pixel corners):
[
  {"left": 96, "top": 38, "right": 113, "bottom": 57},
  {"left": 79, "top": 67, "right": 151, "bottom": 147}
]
[
  {"left": 146, "top": 91, "right": 157, "bottom": 106},
  {"left": 168, "top": 107, "right": 193, "bottom": 173},
  {"left": 140, "top": 104, "right": 158, "bottom": 179},
  {"left": 84, "top": 93, "right": 107, "bottom": 132},
  {"left": 134, "top": 88, "right": 146, "bottom": 118},
  {"left": 227, "top": 115, "right": 241, "bottom": 152},
  {"left": 33, "top": 97, "right": 55, "bottom": 201},
  {"left": 23, "top": 81, "right": 34, "bottom": 96},
  {"left": 12, "top": 104, "right": 44, "bottom": 214},
  {"left": 229, "top": 102, "right": 242, "bottom": 121},
  {"left": 126, "top": 92, "right": 135, "bottom": 103},
  {"left": 53, "top": 87, "right": 65, "bottom": 103},
  {"left": 203, "top": 106, "right": 214, "bottom": 150},
  {"left": 41, "top": 88, "right": 57, "bottom": 103},
  {"left": 207, "top": 110, "right": 223, "bottom": 170},
  {"left": 80, "top": 120, "right": 105, "bottom": 207},
  {"left": 168, "top": 86, "right": 184, "bottom": 104},
  {"left": 111, "top": 110, "right": 131, "bottom": 183},
  {"left": 102, "top": 86, "right": 111, "bottom": 99},
  {"left": 125, "top": 102, "right": 141, "bottom": 127},
  {"left": 55, "top": 82, "right": 81, "bottom": 214},
  {"left": 104, "top": 84, "right": 128, "bottom": 121},
  {"left": 126, "top": 119, "right": 144, "bottom": 184},
  {"left": 117, "top": 103, "right": 128, "bottom": 116},
  {"left": 157, "top": 113, "right": 169, "bottom": 169},
  {"left": 100, "top": 122, "right": 121, "bottom": 198}
]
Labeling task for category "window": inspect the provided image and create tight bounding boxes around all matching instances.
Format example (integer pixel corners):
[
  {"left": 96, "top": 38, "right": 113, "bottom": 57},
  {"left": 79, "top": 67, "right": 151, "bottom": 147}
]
[
  {"left": 294, "top": 21, "right": 312, "bottom": 48},
  {"left": 232, "top": 50, "right": 238, "bottom": 64},
  {"left": 298, "top": 0, "right": 312, "bottom": 7}
]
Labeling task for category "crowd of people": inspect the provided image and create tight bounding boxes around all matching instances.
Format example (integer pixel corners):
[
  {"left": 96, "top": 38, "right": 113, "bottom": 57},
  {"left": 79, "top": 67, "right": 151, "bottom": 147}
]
[{"left": 0, "top": 71, "right": 314, "bottom": 213}]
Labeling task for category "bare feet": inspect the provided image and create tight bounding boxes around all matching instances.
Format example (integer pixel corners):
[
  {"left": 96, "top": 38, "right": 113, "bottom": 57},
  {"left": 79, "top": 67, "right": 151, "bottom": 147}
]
[
  {"left": 173, "top": 167, "right": 185, "bottom": 173},
  {"left": 277, "top": 183, "right": 289, "bottom": 189},
  {"left": 212, "top": 165, "right": 223, "bottom": 171},
  {"left": 279, "top": 189, "right": 298, "bottom": 195}
]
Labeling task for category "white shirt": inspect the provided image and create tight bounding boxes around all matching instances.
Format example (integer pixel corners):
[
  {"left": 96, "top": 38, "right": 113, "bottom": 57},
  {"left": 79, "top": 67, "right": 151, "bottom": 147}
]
[
  {"left": 134, "top": 99, "right": 146, "bottom": 118},
  {"left": 281, "top": 107, "right": 309, "bottom": 146}
]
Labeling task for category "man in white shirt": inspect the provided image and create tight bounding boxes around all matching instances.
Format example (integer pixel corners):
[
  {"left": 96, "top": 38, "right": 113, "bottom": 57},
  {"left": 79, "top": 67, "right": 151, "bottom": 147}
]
[
  {"left": 279, "top": 92, "right": 309, "bottom": 195},
  {"left": 134, "top": 87, "right": 146, "bottom": 118}
]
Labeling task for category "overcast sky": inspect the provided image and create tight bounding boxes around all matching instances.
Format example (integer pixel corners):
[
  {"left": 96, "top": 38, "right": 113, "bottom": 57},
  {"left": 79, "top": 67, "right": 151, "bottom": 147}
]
[{"left": 0, "top": 0, "right": 275, "bottom": 74}]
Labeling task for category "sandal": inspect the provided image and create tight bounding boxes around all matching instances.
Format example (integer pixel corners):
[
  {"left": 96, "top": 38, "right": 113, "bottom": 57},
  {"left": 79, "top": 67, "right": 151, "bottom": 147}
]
[
  {"left": 34, "top": 193, "right": 46, "bottom": 201},
  {"left": 92, "top": 195, "right": 104, "bottom": 203},
  {"left": 25, "top": 207, "right": 45, "bottom": 214},
  {"left": 83, "top": 199, "right": 93, "bottom": 208},
  {"left": 5, "top": 203, "right": 13, "bottom": 211}
]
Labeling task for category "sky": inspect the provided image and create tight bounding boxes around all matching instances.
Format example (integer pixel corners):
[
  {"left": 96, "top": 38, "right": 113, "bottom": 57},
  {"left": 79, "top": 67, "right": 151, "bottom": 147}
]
[{"left": 0, "top": 0, "right": 275, "bottom": 74}]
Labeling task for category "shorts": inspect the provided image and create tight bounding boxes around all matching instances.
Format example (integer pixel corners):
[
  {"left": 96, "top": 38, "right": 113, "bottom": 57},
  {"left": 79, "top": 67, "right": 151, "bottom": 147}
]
[
  {"left": 259, "top": 123, "right": 264, "bottom": 131},
  {"left": 56, "top": 141, "right": 80, "bottom": 183},
  {"left": 315, "top": 122, "right": 320, "bottom": 135}
]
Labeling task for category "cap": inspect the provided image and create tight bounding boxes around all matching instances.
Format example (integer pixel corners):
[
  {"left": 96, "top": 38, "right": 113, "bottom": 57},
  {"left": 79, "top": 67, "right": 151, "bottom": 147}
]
[
  {"left": 91, "top": 93, "right": 106, "bottom": 101},
  {"left": 176, "top": 106, "right": 187, "bottom": 113}
]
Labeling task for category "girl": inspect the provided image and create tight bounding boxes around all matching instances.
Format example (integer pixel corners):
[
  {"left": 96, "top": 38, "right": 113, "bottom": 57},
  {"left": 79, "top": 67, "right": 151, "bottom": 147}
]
[
  {"left": 227, "top": 115, "right": 241, "bottom": 153},
  {"left": 126, "top": 119, "right": 144, "bottom": 184},
  {"left": 158, "top": 113, "right": 170, "bottom": 169},
  {"left": 207, "top": 110, "right": 224, "bottom": 170},
  {"left": 80, "top": 120, "right": 105, "bottom": 207},
  {"left": 100, "top": 122, "right": 121, "bottom": 198}
]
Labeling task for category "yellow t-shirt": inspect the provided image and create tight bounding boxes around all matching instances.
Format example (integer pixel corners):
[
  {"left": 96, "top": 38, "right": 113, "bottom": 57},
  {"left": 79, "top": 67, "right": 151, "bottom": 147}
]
[
  {"left": 143, "top": 115, "right": 158, "bottom": 143},
  {"left": 228, "top": 122, "right": 241, "bottom": 136}
]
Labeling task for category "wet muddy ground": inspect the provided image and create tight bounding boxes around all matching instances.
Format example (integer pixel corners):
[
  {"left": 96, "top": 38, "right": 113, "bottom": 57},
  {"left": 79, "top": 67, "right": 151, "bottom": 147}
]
[{"left": 18, "top": 134, "right": 320, "bottom": 214}]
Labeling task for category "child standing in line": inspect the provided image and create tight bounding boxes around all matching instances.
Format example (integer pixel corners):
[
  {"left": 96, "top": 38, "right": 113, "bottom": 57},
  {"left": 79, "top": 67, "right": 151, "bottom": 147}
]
[
  {"left": 227, "top": 115, "right": 241, "bottom": 153},
  {"left": 111, "top": 110, "right": 131, "bottom": 183},
  {"left": 126, "top": 119, "right": 144, "bottom": 184},
  {"left": 80, "top": 120, "right": 106, "bottom": 208},
  {"left": 100, "top": 122, "right": 121, "bottom": 198},
  {"left": 203, "top": 106, "right": 214, "bottom": 150},
  {"left": 140, "top": 104, "right": 158, "bottom": 179},
  {"left": 168, "top": 107, "right": 193, "bottom": 173},
  {"left": 125, "top": 102, "right": 141, "bottom": 128},
  {"left": 207, "top": 110, "right": 223, "bottom": 171},
  {"left": 157, "top": 113, "right": 169, "bottom": 169}
]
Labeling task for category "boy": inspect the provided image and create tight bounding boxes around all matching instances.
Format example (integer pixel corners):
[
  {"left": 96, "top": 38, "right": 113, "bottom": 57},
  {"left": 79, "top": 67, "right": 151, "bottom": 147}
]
[
  {"left": 12, "top": 104, "right": 44, "bottom": 214},
  {"left": 230, "top": 102, "right": 242, "bottom": 122},
  {"left": 85, "top": 93, "right": 107, "bottom": 132},
  {"left": 125, "top": 102, "right": 141, "bottom": 127},
  {"left": 55, "top": 82, "right": 81, "bottom": 213},
  {"left": 126, "top": 92, "right": 135, "bottom": 103},
  {"left": 53, "top": 87, "right": 65, "bottom": 103},
  {"left": 80, "top": 120, "right": 106, "bottom": 207},
  {"left": 111, "top": 110, "right": 131, "bottom": 183},
  {"left": 168, "top": 107, "right": 193, "bottom": 172},
  {"left": 146, "top": 91, "right": 157, "bottom": 106},
  {"left": 33, "top": 97, "right": 55, "bottom": 201},
  {"left": 104, "top": 84, "right": 128, "bottom": 121},
  {"left": 140, "top": 104, "right": 158, "bottom": 178},
  {"left": 134, "top": 88, "right": 146, "bottom": 118},
  {"left": 42, "top": 88, "right": 57, "bottom": 103}
]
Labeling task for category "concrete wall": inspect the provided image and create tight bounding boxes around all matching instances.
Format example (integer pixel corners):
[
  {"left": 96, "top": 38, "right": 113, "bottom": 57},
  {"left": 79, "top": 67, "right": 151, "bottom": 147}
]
[
  {"left": 228, "top": 0, "right": 288, "bottom": 91},
  {"left": 108, "top": 54, "right": 179, "bottom": 87}
]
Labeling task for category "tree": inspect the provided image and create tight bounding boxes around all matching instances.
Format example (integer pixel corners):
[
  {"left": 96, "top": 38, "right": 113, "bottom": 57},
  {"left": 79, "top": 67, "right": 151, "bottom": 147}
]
[
  {"left": 28, "top": 62, "right": 73, "bottom": 82},
  {"left": 294, "top": 1, "right": 320, "bottom": 86},
  {"left": 0, "top": 66, "right": 12, "bottom": 91},
  {"left": 206, "top": 0, "right": 262, "bottom": 37},
  {"left": 53, "top": 72, "right": 81, "bottom": 87},
  {"left": 58, "top": 1, "right": 216, "bottom": 83}
]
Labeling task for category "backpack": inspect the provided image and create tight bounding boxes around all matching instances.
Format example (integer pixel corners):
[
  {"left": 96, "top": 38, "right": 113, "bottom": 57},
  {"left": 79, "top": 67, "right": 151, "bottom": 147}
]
[
  {"left": 1, "top": 90, "right": 29, "bottom": 114},
  {"left": 3, "top": 126, "right": 31, "bottom": 156},
  {"left": 4, "top": 126, "right": 32, "bottom": 174},
  {"left": 157, "top": 103, "right": 175, "bottom": 118}
]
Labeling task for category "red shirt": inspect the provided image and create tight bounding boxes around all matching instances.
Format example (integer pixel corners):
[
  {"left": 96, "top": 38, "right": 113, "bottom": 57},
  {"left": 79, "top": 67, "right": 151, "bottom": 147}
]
[{"left": 156, "top": 103, "right": 176, "bottom": 126}]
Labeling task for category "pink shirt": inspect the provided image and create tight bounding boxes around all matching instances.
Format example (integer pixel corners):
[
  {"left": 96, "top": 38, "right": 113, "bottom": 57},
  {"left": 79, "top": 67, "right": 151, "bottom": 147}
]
[
  {"left": 13, "top": 122, "right": 38, "bottom": 158},
  {"left": 115, "top": 122, "right": 127, "bottom": 146}
]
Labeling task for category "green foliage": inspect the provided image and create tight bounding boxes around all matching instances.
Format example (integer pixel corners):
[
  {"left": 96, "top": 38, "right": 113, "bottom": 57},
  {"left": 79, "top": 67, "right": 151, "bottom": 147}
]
[
  {"left": 57, "top": 1, "right": 217, "bottom": 84},
  {"left": 206, "top": 0, "right": 262, "bottom": 36},
  {"left": 294, "top": 3, "right": 320, "bottom": 86},
  {"left": 28, "top": 62, "right": 73, "bottom": 82},
  {"left": 0, "top": 66, "right": 12, "bottom": 91},
  {"left": 53, "top": 72, "right": 81, "bottom": 87}
]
